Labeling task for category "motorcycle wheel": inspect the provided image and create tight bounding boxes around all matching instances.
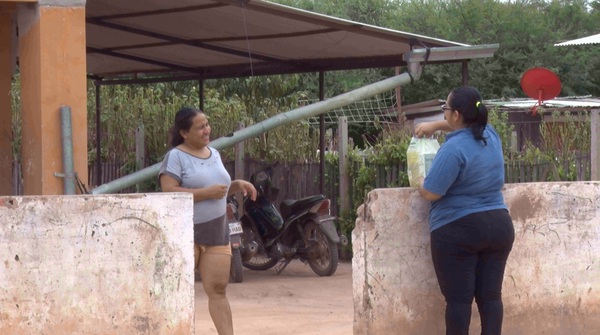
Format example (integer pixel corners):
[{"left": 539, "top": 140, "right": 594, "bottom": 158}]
[
  {"left": 241, "top": 222, "right": 278, "bottom": 271},
  {"left": 304, "top": 221, "right": 339, "bottom": 276},
  {"left": 229, "top": 248, "right": 244, "bottom": 283}
]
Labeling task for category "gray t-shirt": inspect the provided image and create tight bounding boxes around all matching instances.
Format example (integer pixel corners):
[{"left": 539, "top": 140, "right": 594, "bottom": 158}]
[{"left": 159, "top": 147, "right": 231, "bottom": 245}]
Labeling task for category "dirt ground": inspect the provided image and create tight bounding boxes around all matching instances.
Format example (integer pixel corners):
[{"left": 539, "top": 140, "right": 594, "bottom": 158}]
[{"left": 194, "top": 260, "right": 353, "bottom": 335}]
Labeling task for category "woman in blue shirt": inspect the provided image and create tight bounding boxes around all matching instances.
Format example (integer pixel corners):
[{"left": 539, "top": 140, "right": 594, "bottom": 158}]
[
  {"left": 160, "top": 107, "right": 256, "bottom": 335},
  {"left": 415, "top": 86, "right": 515, "bottom": 335}
]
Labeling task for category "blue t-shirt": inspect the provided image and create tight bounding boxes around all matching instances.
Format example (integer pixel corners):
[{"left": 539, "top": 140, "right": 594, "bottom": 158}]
[
  {"left": 159, "top": 146, "right": 232, "bottom": 245},
  {"left": 423, "top": 125, "right": 507, "bottom": 232}
]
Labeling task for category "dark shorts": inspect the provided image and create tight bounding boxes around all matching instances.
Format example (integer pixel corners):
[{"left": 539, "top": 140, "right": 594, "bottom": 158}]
[{"left": 194, "top": 214, "right": 229, "bottom": 245}]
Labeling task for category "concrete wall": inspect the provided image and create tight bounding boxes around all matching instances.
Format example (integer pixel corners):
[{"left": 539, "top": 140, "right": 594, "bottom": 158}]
[
  {"left": 0, "top": 193, "right": 195, "bottom": 334},
  {"left": 353, "top": 182, "right": 600, "bottom": 335}
]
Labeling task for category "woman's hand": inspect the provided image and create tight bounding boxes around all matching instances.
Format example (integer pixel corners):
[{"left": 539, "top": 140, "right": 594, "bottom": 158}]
[
  {"left": 205, "top": 184, "right": 229, "bottom": 199},
  {"left": 414, "top": 120, "right": 452, "bottom": 138},
  {"left": 230, "top": 180, "right": 257, "bottom": 201},
  {"left": 239, "top": 180, "right": 257, "bottom": 201},
  {"left": 415, "top": 122, "right": 436, "bottom": 138}
]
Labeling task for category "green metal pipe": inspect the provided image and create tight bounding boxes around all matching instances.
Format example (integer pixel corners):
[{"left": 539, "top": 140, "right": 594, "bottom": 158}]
[
  {"left": 60, "top": 106, "right": 76, "bottom": 195},
  {"left": 91, "top": 70, "right": 420, "bottom": 194}
]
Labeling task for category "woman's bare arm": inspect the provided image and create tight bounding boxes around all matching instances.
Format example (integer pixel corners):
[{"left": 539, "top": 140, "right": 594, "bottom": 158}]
[{"left": 417, "top": 177, "right": 442, "bottom": 202}]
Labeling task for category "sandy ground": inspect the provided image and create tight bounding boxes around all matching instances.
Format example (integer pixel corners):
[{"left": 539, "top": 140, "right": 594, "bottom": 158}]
[{"left": 194, "top": 260, "right": 353, "bottom": 335}]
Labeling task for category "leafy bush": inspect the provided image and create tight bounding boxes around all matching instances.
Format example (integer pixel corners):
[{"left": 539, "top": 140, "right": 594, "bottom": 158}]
[{"left": 335, "top": 122, "right": 414, "bottom": 247}]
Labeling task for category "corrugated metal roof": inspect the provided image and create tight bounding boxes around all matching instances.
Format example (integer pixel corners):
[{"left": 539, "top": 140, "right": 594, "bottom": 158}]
[
  {"left": 409, "top": 97, "right": 600, "bottom": 123},
  {"left": 486, "top": 96, "right": 600, "bottom": 109},
  {"left": 554, "top": 33, "right": 600, "bottom": 46},
  {"left": 85, "top": 0, "right": 470, "bottom": 80}
]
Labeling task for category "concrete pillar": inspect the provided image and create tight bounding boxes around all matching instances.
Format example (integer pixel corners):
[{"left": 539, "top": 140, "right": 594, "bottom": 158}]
[
  {"left": 17, "top": 0, "right": 87, "bottom": 195},
  {"left": 0, "top": 2, "right": 16, "bottom": 195}
]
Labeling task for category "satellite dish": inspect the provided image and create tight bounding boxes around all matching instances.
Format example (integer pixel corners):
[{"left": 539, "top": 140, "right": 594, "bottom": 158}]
[{"left": 520, "top": 67, "right": 561, "bottom": 116}]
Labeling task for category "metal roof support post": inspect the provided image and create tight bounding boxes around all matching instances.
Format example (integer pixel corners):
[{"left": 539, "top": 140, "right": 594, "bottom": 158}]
[
  {"left": 95, "top": 82, "right": 102, "bottom": 187},
  {"left": 319, "top": 71, "right": 325, "bottom": 194},
  {"left": 199, "top": 78, "right": 204, "bottom": 110}
]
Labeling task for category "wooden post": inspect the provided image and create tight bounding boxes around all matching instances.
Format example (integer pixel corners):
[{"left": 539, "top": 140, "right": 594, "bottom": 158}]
[
  {"left": 338, "top": 117, "right": 350, "bottom": 214},
  {"left": 591, "top": 109, "right": 600, "bottom": 181},
  {"left": 462, "top": 60, "right": 469, "bottom": 86},
  {"left": 135, "top": 122, "right": 145, "bottom": 192},
  {"left": 234, "top": 122, "right": 245, "bottom": 180},
  {"left": 510, "top": 130, "right": 518, "bottom": 159},
  {"left": 234, "top": 122, "right": 245, "bottom": 214}
]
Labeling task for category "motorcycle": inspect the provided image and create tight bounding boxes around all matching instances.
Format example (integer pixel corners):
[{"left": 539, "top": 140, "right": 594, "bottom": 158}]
[
  {"left": 238, "top": 163, "right": 348, "bottom": 276},
  {"left": 227, "top": 196, "right": 244, "bottom": 283}
]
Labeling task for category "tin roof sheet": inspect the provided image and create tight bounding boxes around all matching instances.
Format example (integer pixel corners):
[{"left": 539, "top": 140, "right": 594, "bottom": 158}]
[
  {"left": 554, "top": 33, "right": 600, "bottom": 46},
  {"left": 85, "top": 0, "right": 469, "bottom": 80},
  {"left": 486, "top": 96, "right": 600, "bottom": 109}
]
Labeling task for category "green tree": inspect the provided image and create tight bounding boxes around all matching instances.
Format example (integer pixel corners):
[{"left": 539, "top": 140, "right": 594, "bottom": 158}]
[
  {"left": 209, "top": 75, "right": 319, "bottom": 162},
  {"left": 275, "top": 0, "right": 599, "bottom": 101}
]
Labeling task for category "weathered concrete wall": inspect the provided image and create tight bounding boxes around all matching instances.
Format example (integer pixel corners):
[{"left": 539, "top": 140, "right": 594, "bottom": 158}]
[
  {"left": 353, "top": 182, "right": 600, "bottom": 334},
  {"left": 0, "top": 193, "right": 195, "bottom": 334}
]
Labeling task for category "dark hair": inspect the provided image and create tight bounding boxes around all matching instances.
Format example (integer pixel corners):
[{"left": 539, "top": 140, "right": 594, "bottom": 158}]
[
  {"left": 448, "top": 86, "right": 488, "bottom": 145},
  {"left": 169, "top": 107, "right": 203, "bottom": 147}
]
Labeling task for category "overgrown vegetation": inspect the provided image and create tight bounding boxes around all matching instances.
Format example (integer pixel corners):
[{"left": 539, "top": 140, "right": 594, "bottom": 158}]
[
  {"left": 86, "top": 76, "right": 319, "bottom": 170},
  {"left": 8, "top": 0, "right": 598, "bottom": 253},
  {"left": 512, "top": 109, "right": 591, "bottom": 181}
]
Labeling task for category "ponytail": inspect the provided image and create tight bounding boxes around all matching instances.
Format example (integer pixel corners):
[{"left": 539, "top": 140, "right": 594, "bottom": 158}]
[{"left": 449, "top": 87, "right": 488, "bottom": 145}]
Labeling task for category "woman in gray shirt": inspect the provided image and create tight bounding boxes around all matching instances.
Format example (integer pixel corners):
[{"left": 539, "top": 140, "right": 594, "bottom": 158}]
[{"left": 160, "top": 107, "right": 256, "bottom": 335}]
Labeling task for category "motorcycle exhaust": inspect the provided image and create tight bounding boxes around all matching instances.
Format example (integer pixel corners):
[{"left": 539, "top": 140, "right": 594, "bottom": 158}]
[
  {"left": 340, "top": 234, "right": 349, "bottom": 246},
  {"left": 242, "top": 241, "right": 259, "bottom": 261}
]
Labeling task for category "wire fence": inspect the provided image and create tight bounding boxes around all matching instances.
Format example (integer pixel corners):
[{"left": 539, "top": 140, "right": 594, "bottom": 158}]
[{"left": 303, "top": 93, "right": 399, "bottom": 126}]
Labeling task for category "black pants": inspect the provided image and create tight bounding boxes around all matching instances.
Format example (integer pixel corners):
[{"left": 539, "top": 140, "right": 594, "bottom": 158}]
[{"left": 430, "top": 209, "right": 515, "bottom": 335}]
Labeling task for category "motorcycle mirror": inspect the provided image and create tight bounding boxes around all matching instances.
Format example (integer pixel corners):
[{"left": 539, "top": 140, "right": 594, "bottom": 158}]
[
  {"left": 255, "top": 171, "right": 268, "bottom": 184},
  {"left": 265, "top": 161, "right": 279, "bottom": 176}
]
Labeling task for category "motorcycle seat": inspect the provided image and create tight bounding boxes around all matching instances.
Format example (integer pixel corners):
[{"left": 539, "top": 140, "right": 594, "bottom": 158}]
[{"left": 280, "top": 194, "right": 325, "bottom": 219}]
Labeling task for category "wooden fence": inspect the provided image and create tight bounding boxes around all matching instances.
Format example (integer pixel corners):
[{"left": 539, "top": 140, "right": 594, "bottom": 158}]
[
  {"left": 12, "top": 155, "right": 592, "bottom": 216},
  {"left": 504, "top": 155, "right": 590, "bottom": 183}
]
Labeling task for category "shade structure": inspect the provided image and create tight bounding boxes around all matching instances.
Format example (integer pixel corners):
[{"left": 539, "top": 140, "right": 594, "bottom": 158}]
[{"left": 86, "top": 0, "right": 470, "bottom": 80}]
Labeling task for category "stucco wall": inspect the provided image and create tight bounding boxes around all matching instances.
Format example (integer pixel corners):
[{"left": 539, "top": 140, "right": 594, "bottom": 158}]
[
  {"left": 0, "top": 193, "right": 194, "bottom": 335},
  {"left": 353, "top": 182, "right": 600, "bottom": 334}
]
